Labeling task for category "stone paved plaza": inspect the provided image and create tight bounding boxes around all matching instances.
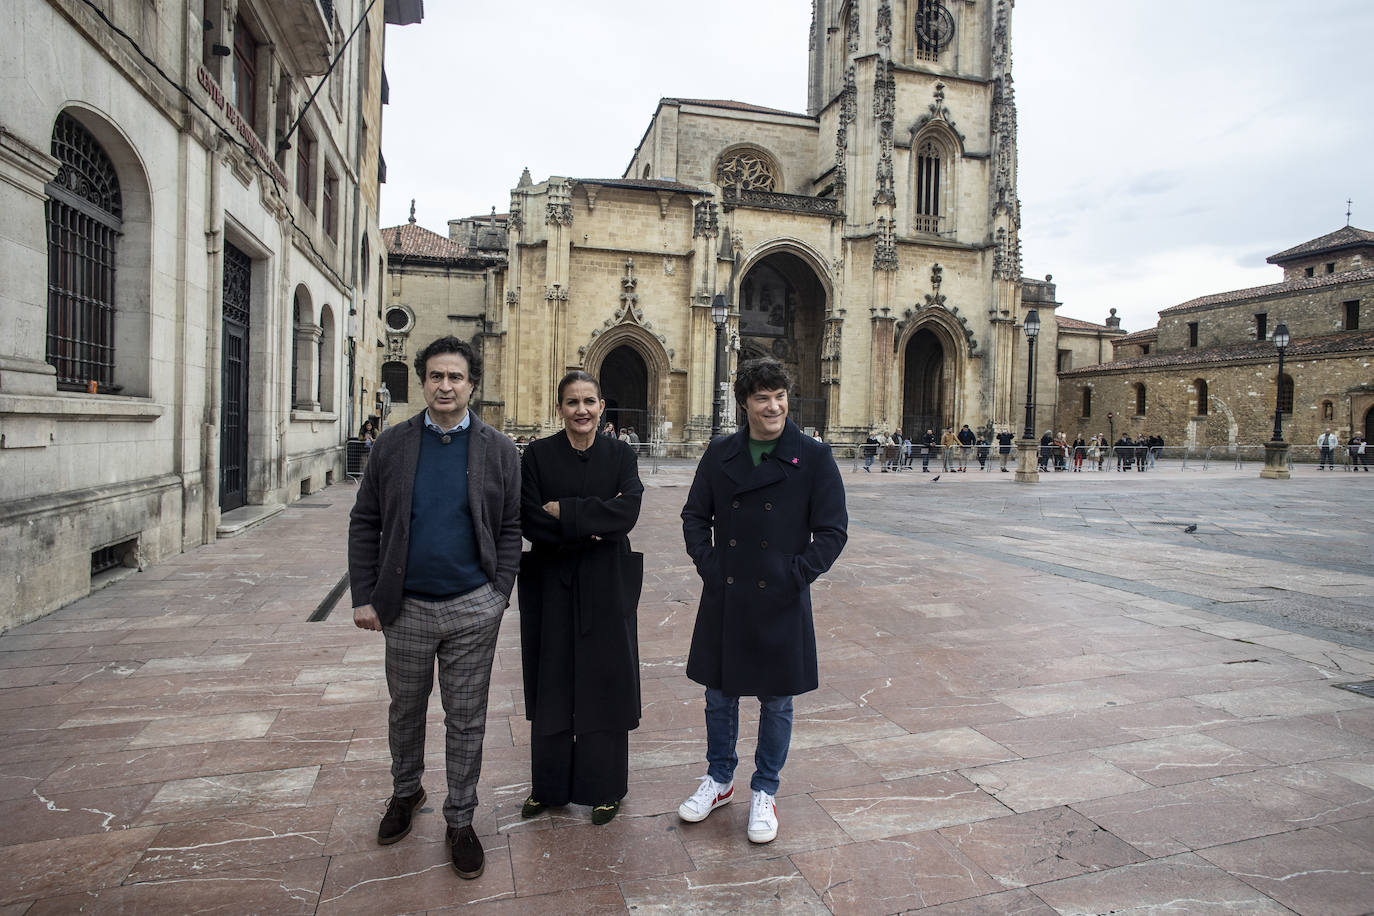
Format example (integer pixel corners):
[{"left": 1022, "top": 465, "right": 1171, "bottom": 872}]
[{"left": 1, "top": 460, "right": 1372, "bottom": 914}]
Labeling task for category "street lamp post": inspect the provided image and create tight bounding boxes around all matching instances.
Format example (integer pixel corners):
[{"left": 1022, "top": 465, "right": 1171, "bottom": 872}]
[
  {"left": 1262, "top": 322, "right": 1292, "bottom": 479},
  {"left": 710, "top": 294, "right": 729, "bottom": 438},
  {"left": 1015, "top": 309, "right": 1040, "bottom": 483}
]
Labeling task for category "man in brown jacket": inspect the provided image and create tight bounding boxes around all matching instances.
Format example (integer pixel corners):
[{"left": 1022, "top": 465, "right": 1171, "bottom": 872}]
[{"left": 348, "top": 336, "right": 520, "bottom": 879}]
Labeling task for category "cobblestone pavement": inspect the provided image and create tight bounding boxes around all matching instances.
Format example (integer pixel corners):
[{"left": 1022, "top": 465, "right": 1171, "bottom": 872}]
[{"left": 1, "top": 461, "right": 1372, "bottom": 913}]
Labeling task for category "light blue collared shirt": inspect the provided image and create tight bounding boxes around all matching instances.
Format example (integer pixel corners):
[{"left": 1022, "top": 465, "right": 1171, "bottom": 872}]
[{"left": 424, "top": 410, "right": 471, "bottom": 436}]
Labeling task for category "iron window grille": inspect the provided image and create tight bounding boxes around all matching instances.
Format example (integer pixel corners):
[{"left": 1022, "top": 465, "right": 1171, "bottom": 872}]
[{"left": 46, "top": 112, "right": 122, "bottom": 391}]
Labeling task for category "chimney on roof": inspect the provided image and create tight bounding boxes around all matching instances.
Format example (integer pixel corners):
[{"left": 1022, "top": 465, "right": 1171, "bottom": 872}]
[{"left": 1105, "top": 307, "right": 1121, "bottom": 330}]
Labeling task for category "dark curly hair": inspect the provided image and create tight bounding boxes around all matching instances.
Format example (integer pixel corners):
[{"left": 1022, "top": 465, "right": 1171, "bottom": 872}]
[
  {"left": 733, "top": 357, "right": 792, "bottom": 406},
  {"left": 413, "top": 336, "right": 482, "bottom": 384}
]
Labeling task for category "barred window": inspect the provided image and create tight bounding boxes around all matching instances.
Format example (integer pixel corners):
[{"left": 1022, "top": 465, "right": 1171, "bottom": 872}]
[
  {"left": 1135, "top": 383, "right": 1147, "bottom": 415},
  {"left": 914, "top": 139, "right": 942, "bottom": 232},
  {"left": 716, "top": 149, "right": 778, "bottom": 192},
  {"left": 1195, "top": 379, "right": 1208, "bottom": 415},
  {"left": 1279, "top": 374, "right": 1294, "bottom": 413},
  {"left": 46, "top": 113, "right": 122, "bottom": 391}
]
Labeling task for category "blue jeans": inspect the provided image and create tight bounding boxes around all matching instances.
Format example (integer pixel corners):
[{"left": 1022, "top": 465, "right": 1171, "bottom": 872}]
[{"left": 704, "top": 689, "right": 793, "bottom": 795}]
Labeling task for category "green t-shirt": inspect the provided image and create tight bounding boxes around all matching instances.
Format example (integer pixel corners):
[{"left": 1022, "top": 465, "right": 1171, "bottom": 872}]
[{"left": 748, "top": 436, "right": 779, "bottom": 466}]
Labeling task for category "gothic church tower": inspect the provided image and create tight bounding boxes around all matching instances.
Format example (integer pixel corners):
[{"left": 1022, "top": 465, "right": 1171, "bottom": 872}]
[{"left": 808, "top": 0, "right": 1028, "bottom": 437}]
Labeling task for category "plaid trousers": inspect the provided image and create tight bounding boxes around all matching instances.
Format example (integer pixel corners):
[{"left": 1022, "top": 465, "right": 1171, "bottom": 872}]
[{"left": 384, "top": 583, "right": 505, "bottom": 828}]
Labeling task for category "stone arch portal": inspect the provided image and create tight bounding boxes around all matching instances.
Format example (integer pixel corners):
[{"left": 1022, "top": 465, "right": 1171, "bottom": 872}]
[
  {"left": 737, "top": 249, "right": 829, "bottom": 435},
  {"left": 902, "top": 326, "right": 951, "bottom": 438},
  {"left": 599, "top": 345, "right": 649, "bottom": 440}
]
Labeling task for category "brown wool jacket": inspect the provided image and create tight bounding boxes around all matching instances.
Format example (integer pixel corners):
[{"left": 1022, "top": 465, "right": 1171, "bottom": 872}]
[{"left": 347, "top": 409, "right": 521, "bottom": 626}]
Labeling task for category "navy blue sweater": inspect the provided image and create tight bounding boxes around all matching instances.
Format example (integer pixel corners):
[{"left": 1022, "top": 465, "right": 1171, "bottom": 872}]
[{"left": 403, "top": 426, "right": 488, "bottom": 598}]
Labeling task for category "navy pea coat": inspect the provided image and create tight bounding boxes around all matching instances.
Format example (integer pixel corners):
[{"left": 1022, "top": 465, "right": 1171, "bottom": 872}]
[{"left": 681, "top": 419, "right": 848, "bottom": 697}]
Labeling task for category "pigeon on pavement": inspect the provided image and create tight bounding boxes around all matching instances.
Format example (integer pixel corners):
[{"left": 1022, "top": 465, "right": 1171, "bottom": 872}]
[
  {"left": 930, "top": 475, "right": 941, "bottom": 482},
  {"left": 1183, "top": 524, "right": 1197, "bottom": 533}
]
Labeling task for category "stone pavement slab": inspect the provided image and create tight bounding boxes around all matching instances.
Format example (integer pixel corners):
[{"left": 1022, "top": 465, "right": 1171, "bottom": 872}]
[{"left": 0, "top": 464, "right": 1372, "bottom": 913}]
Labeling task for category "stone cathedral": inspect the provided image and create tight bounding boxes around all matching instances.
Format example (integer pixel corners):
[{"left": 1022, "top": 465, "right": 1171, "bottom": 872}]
[{"left": 481, "top": 0, "right": 1049, "bottom": 448}]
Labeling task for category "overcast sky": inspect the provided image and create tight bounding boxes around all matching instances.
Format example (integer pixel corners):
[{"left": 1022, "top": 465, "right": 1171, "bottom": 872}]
[{"left": 379, "top": 1, "right": 1372, "bottom": 335}]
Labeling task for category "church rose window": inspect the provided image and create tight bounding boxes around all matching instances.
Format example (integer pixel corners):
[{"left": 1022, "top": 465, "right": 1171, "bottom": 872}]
[
  {"left": 46, "top": 112, "right": 122, "bottom": 391},
  {"left": 716, "top": 150, "right": 778, "bottom": 192}
]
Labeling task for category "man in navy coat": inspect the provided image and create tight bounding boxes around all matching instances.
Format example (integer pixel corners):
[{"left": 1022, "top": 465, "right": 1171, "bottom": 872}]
[{"left": 678, "top": 358, "right": 848, "bottom": 843}]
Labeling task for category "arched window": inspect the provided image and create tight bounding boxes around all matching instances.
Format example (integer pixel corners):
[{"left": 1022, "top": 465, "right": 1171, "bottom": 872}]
[
  {"left": 291, "top": 294, "right": 301, "bottom": 406},
  {"left": 46, "top": 112, "right": 122, "bottom": 390},
  {"left": 642, "top": 163, "right": 652, "bottom": 179},
  {"left": 1135, "top": 383, "right": 1147, "bottom": 415},
  {"left": 1195, "top": 379, "right": 1208, "bottom": 415},
  {"left": 914, "top": 139, "right": 943, "bottom": 232},
  {"left": 1279, "top": 374, "right": 1294, "bottom": 413},
  {"left": 318, "top": 305, "right": 335, "bottom": 413},
  {"left": 381, "top": 360, "right": 409, "bottom": 404},
  {"left": 1081, "top": 387, "right": 1092, "bottom": 418},
  {"left": 716, "top": 148, "right": 778, "bottom": 192}
]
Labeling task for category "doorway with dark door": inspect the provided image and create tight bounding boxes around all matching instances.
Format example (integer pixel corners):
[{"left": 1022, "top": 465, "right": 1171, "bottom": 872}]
[{"left": 220, "top": 242, "right": 251, "bottom": 512}]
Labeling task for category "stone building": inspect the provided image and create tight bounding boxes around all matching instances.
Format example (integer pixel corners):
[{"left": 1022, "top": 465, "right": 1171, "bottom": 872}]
[
  {"left": 0, "top": 0, "right": 421, "bottom": 627},
  {"left": 379, "top": 205, "right": 506, "bottom": 424},
  {"left": 478, "top": 0, "right": 1053, "bottom": 449},
  {"left": 1057, "top": 226, "right": 1374, "bottom": 451}
]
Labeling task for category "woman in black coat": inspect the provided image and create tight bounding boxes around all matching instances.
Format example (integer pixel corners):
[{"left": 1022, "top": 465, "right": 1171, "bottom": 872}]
[{"left": 517, "top": 371, "right": 643, "bottom": 825}]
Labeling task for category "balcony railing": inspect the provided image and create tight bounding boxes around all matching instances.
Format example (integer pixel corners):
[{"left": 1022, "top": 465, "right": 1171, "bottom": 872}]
[
  {"left": 721, "top": 187, "right": 841, "bottom": 218},
  {"left": 912, "top": 214, "right": 942, "bottom": 233}
]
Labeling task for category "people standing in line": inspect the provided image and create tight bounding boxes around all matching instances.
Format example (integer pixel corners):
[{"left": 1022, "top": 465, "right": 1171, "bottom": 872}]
[
  {"left": 996, "top": 428, "right": 1015, "bottom": 472},
  {"left": 901, "top": 432, "right": 914, "bottom": 470},
  {"left": 880, "top": 430, "right": 897, "bottom": 472},
  {"left": 1116, "top": 433, "right": 1133, "bottom": 471},
  {"left": 1135, "top": 434, "right": 1148, "bottom": 472},
  {"left": 941, "top": 427, "right": 958, "bottom": 472},
  {"left": 678, "top": 358, "right": 848, "bottom": 845},
  {"left": 922, "top": 428, "right": 937, "bottom": 472},
  {"left": 956, "top": 424, "right": 976, "bottom": 472},
  {"left": 862, "top": 432, "right": 879, "bottom": 472},
  {"left": 1098, "top": 433, "right": 1109, "bottom": 470},
  {"left": 347, "top": 336, "right": 521, "bottom": 880},
  {"left": 1038, "top": 429, "right": 1053, "bottom": 472},
  {"left": 1318, "top": 428, "right": 1339, "bottom": 470},
  {"left": 1072, "top": 434, "right": 1086, "bottom": 472},
  {"left": 1149, "top": 434, "right": 1163, "bottom": 468},
  {"left": 975, "top": 434, "right": 990, "bottom": 470},
  {"left": 1350, "top": 433, "right": 1370, "bottom": 471},
  {"left": 518, "top": 371, "right": 644, "bottom": 827},
  {"left": 889, "top": 428, "right": 904, "bottom": 471},
  {"left": 601, "top": 421, "right": 616, "bottom": 439}
]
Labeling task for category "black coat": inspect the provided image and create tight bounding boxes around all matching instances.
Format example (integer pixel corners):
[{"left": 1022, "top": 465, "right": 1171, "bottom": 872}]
[
  {"left": 681, "top": 420, "right": 848, "bottom": 697},
  {"left": 518, "top": 433, "right": 644, "bottom": 735}
]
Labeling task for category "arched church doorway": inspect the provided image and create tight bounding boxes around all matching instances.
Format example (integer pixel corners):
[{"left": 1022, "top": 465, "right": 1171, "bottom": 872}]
[
  {"left": 599, "top": 345, "right": 649, "bottom": 440},
  {"left": 902, "top": 327, "right": 947, "bottom": 437},
  {"left": 737, "top": 251, "right": 828, "bottom": 435}
]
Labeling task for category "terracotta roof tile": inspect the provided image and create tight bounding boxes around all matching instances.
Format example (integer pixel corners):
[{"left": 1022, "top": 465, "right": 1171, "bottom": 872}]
[
  {"left": 1158, "top": 266, "right": 1374, "bottom": 314},
  {"left": 1055, "top": 316, "right": 1120, "bottom": 332},
  {"left": 1267, "top": 225, "right": 1374, "bottom": 263},
  {"left": 1063, "top": 328, "right": 1374, "bottom": 376},
  {"left": 383, "top": 222, "right": 467, "bottom": 259},
  {"left": 665, "top": 98, "right": 811, "bottom": 119},
  {"left": 1116, "top": 328, "right": 1158, "bottom": 342}
]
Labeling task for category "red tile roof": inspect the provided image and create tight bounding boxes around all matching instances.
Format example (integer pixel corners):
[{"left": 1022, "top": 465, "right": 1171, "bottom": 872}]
[
  {"left": 1055, "top": 316, "right": 1120, "bottom": 333},
  {"left": 665, "top": 98, "right": 812, "bottom": 119},
  {"left": 1116, "top": 328, "right": 1158, "bottom": 342},
  {"left": 1159, "top": 266, "right": 1374, "bottom": 314},
  {"left": 1064, "top": 328, "right": 1374, "bottom": 376},
  {"left": 383, "top": 222, "right": 466, "bottom": 260},
  {"left": 1267, "top": 225, "right": 1374, "bottom": 264}
]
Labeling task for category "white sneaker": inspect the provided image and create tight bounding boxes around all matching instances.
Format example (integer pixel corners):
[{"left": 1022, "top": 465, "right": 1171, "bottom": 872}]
[
  {"left": 678, "top": 775, "right": 733, "bottom": 822},
  {"left": 747, "top": 789, "right": 778, "bottom": 843}
]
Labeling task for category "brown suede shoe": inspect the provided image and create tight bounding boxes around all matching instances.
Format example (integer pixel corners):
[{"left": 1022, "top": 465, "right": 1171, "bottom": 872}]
[
  {"left": 376, "top": 789, "right": 425, "bottom": 845},
  {"left": 447, "top": 824, "right": 484, "bottom": 879}
]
